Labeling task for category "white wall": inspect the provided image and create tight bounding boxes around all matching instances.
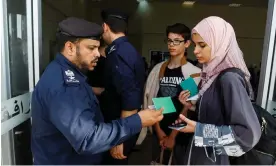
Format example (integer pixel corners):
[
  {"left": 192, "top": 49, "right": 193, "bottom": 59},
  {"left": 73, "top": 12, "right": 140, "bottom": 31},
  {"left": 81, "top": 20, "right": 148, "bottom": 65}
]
[
  {"left": 139, "top": 2, "right": 267, "bottom": 66},
  {"left": 42, "top": 1, "right": 268, "bottom": 70},
  {"left": 41, "top": 0, "right": 142, "bottom": 71},
  {"left": 85, "top": 0, "right": 143, "bottom": 53},
  {"left": 41, "top": 0, "right": 87, "bottom": 71}
]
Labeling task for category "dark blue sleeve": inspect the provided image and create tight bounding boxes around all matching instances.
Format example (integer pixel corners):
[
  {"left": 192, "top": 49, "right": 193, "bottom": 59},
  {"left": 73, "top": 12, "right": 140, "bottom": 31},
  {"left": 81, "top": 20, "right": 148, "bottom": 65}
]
[
  {"left": 47, "top": 85, "right": 142, "bottom": 155},
  {"left": 113, "top": 56, "right": 142, "bottom": 111}
]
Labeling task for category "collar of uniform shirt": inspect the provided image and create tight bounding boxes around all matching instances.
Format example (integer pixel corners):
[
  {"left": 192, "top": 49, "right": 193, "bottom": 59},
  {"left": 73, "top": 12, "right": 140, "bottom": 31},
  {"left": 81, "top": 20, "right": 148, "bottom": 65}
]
[
  {"left": 106, "top": 36, "right": 128, "bottom": 54},
  {"left": 56, "top": 53, "right": 88, "bottom": 81}
]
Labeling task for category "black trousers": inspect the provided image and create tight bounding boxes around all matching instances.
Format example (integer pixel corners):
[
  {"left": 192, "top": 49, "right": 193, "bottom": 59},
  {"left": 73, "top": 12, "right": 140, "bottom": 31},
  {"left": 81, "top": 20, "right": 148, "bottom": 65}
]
[{"left": 101, "top": 133, "right": 139, "bottom": 165}]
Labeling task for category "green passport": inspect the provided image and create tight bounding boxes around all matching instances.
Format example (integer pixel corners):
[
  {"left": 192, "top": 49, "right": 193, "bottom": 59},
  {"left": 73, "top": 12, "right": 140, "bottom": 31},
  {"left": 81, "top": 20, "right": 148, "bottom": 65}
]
[
  {"left": 180, "top": 77, "right": 198, "bottom": 97},
  {"left": 152, "top": 97, "right": 176, "bottom": 114}
]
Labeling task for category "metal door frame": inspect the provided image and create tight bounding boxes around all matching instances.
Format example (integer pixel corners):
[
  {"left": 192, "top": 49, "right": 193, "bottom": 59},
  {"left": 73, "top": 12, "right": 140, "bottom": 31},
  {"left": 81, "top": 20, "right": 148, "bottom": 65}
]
[
  {"left": 257, "top": 0, "right": 276, "bottom": 109},
  {"left": 0, "top": 0, "right": 42, "bottom": 164}
]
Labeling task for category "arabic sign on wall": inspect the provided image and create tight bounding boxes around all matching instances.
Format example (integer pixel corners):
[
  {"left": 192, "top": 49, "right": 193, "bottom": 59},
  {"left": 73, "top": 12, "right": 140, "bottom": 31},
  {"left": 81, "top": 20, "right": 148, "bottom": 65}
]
[{"left": 1, "top": 92, "right": 31, "bottom": 135}]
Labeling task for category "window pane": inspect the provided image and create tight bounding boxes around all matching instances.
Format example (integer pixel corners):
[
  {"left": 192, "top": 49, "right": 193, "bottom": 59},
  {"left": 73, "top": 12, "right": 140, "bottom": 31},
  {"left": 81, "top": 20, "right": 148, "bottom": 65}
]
[{"left": 7, "top": 0, "right": 29, "bottom": 97}]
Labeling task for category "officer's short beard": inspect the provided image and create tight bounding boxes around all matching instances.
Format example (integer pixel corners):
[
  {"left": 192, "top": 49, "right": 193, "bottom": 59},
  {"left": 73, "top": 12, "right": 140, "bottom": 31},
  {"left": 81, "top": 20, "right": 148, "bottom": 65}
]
[{"left": 76, "top": 45, "right": 89, "bottom": 73}]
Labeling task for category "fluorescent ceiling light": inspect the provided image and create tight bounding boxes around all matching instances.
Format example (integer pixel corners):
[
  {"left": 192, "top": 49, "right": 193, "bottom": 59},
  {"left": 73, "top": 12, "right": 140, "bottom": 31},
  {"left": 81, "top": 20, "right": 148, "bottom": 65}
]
[
  {"left": 137, "top": 0, "right": 147, "bottom": 2},
  {"left": 229, "top": 3, "right": 242, "bottom": 7},
  {"left": 182, "top": 1, "right": 195, "bottom": 6}
]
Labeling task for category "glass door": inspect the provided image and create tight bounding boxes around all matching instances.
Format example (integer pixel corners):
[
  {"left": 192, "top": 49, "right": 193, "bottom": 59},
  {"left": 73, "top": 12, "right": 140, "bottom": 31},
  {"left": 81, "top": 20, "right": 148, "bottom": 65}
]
[
  {"left": 1, "top": 0, "right": 41, "bottom": 164},
  {"left": 266, "top": 79, "right": 276, "bottom": 118},
  {"left": 257, "top": 0, "right": 276, "bottom": 118},
  {"left": 265, "top": 43, "right": 276, "bottom": 117}
]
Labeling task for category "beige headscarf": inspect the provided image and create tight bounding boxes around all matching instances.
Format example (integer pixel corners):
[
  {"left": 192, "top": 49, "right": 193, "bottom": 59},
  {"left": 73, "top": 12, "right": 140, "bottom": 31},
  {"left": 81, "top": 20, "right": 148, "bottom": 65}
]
[{"left": 192, "top": 16, "right": 253, "bottom": 98}]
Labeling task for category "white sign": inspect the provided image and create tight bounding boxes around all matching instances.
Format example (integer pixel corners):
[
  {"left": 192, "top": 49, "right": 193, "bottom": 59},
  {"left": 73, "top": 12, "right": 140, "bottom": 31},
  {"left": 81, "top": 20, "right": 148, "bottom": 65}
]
[{"left": 1, "top": 92, "right": 32, "bottom": 135}]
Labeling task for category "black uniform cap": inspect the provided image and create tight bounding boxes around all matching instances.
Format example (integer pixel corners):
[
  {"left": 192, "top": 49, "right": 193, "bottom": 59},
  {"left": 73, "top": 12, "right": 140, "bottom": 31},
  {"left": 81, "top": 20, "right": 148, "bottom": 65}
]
[
  {"left": 57, "top": 17, "right": 103, "bottom": 40},
  {"left": 101, "top": 9, "right": 129, "bottom": 23}
]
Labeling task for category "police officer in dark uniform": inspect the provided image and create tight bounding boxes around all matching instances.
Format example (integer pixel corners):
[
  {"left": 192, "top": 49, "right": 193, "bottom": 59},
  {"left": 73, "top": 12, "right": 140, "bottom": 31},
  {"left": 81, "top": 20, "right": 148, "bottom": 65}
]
[
  {"left": 100, "top": 9, "right": 146, "bottom": 164},
  {"left": 31, "top": 17, "right": 163, "bottom": 165}
]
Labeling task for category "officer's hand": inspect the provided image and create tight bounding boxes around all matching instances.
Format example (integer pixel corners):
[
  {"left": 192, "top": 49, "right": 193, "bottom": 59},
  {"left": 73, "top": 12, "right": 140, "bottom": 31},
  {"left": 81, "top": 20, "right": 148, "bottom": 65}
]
[
  {"left": 138, "top": 108, "right": 164, "bottom": 127},
  {"left": 110, "top": 143, "right": 126, "bottom": 160}
]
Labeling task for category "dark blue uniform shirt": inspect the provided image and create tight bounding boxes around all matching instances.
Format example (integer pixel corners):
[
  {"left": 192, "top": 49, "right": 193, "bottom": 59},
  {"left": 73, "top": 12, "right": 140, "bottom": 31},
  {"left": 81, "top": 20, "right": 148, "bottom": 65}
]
[
  {"left": 101, "top": 36, "right": 145, "bottom": 122},
  {"left": 31, "top": 54, "right": 142, "bottom": 165}
]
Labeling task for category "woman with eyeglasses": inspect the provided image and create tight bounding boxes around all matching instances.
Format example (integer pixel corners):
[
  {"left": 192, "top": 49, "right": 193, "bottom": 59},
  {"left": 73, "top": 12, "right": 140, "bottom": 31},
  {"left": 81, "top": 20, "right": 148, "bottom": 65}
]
[{"left": 144, "top": 23, "right": 201, "bottom": 165}]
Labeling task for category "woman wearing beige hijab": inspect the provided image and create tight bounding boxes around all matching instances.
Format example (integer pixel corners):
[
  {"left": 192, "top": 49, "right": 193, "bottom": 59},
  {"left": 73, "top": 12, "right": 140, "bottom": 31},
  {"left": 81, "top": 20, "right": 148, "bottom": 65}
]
[{"left": 175, "top": 16, "right": 261, "bottom": 165}]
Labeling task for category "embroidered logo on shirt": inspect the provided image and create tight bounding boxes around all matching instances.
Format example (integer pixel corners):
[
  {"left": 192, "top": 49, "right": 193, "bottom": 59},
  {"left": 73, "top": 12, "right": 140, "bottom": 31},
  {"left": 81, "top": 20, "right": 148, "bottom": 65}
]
[
  {"left": 108, "top": 45, "right": 116, "bottom": 54},
  {"left": 65, "top": 70, "right": 79, "bottom": 83}
]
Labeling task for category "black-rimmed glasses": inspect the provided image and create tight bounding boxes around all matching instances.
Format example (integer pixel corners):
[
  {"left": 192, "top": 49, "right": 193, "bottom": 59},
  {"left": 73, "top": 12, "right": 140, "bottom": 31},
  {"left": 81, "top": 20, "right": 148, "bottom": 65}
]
[{"left": 164, "top": 39, "right": 185, "bottom": 46}]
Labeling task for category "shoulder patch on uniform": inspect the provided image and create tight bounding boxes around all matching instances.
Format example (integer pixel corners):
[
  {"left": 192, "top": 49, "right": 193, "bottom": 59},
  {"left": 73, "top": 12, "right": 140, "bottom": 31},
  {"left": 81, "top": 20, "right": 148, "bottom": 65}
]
[
  {"left": 108, "top": 45, "right": 116, "bottom": 54},
  {"left": 64, "top": 69, "right": 80, "bottom": 84}
]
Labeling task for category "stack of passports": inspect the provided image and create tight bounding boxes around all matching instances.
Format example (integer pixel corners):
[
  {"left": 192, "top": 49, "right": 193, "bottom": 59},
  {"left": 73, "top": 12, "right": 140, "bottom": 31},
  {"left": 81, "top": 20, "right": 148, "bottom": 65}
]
[{"left": 151, "top": 77, "right": 199, "bottom": 114}]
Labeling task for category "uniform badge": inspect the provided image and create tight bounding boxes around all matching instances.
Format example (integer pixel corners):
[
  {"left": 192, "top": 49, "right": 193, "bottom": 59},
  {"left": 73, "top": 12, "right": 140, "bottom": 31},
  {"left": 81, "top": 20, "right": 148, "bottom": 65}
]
[
  {"left": 65, "top": 70, "right": 79, "bottom": 83},
  {"left": 108, "top": 45, "right": 116, "bottom": 54}
]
